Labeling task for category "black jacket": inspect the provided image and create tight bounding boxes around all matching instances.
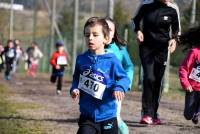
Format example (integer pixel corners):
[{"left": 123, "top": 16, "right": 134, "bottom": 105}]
[
  {"left": 4, "top": 46, "right": 16, "bottom": 63},
  {"left": 133, "top": 1, "right": 181, "bottom": 45}
]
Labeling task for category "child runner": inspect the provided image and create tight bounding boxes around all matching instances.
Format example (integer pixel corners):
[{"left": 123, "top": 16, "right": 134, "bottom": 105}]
[
  {"left": 13, "top": 39, "right": 24, "bottom": 74},
  {"left": 179, "top": 26, "right": 200, "bottom": 124},
  {"left": 4, "top": 40, "right": 16, "bottom": 80},
  {"left": 105, "top": 17, "right": 134, "bottom": 134},
  {"left": 50, "top": 40, "right": 68, "bottom": 95},
  {"left": 70, "top": 17, "right": 130, "bottom": 134},
  {"left": 0, "top": 42, "right": 4, "bottom": 72},
  {"left": 26, "top": 42, "right": 43, "bottom": 77}
]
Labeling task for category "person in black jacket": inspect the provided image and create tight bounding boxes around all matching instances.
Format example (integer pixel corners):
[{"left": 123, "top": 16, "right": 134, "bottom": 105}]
[
  {"left": 132, "top": 0, "right": 181, "bottom": 124},
  {"left": 4, "top": 40, "right": 16, "bottom": 80}
]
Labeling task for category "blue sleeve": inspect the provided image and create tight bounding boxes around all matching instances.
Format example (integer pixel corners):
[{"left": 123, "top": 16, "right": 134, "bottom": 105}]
[
  {"left": 70, "top": 57, "right": 80, "bottom": 93},
  {"left": 121, "top": 48, "right": 134, "bottom": 88},
  {"left": 113, "top": 57, "right": 130, "bottom": 93}
]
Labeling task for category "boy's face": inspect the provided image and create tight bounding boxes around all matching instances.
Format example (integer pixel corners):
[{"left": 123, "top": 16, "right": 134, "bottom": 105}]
[
  {"left": 8, "top": 42, "right": 14, "bottom": 48},
  {"left": 106, "top": 20, "right": 115, "bottom": 44},
  {"left": 84, "top": 24, "right": 108, "bottom": 53},
  {"left": 58, "top": 46, "right": 64, "bottom": 53},
  {"left": 15, "top": 40, "right": 20, "bottom": 45}
]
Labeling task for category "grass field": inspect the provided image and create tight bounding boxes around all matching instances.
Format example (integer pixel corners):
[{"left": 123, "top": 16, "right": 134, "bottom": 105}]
[{"left": 0, "top": 84, "right": 44, "bottom": 134}]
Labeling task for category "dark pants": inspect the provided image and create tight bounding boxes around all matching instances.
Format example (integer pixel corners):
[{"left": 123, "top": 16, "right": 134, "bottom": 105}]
[
  {"left": 5, "top": 58, "right": 14, "bottom": 77},
  {"left": 50, "top": 75, "right": 63, "bottom": 91},
  {"left": 184, "top": 91, "right": 200, "bottom": 120},
  {"left": 77, "top": 116, "right": 118, "bottom": 134},
  {"left": 139, "top": 45, "right": 168, "bottom": 118}
]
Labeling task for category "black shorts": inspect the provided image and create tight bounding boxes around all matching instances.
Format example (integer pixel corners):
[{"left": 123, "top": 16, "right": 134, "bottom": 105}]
[
  {"left": 77, "top": 116, "right": 118, "bottom": 134},
  {"left": 184, "top": 91, "right": 200, "bottom": 120}
]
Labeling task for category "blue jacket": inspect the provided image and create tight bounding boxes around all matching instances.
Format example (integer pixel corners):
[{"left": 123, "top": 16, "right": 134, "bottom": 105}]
[
  {"left": 70, "top": 50, "right": 130, "bottom": 122},
  {"left": 106, "top": 42, "right": 134, "bottom": 88}
]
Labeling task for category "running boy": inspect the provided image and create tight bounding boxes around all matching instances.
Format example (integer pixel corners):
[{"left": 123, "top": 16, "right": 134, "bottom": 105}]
[
  {"left": 4, "top": 40, "right": 16, "bottom": 80},
  {"left": 70, "top": 17, "right": 130, "bottom": 134},
  {"left": 179, "top": 26, "right": 200, "bottom": 124},
  {"left": 50, "top": 40, "right": 68, "bottom": 95}
]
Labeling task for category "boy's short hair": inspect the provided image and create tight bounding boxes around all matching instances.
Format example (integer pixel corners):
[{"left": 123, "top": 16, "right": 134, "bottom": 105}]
[
  {"left": 7, "top": 39, "right": 13, "bottom": 44},
  {"left": 56, "top": 40, "right": 64, "bottom": 47},
  {"left": 84, "top": 17, "right": 110, "bottom": 38}
]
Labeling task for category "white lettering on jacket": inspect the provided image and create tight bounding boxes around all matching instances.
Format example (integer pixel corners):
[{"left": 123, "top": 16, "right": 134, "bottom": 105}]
[{"left": 82, "top": 69, "right": 104, "bottom": 82}]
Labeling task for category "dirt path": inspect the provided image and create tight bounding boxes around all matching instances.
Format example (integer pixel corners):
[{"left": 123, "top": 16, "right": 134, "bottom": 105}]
[{"left": 1, "top": 74, "right": 200, "bottom": 134}]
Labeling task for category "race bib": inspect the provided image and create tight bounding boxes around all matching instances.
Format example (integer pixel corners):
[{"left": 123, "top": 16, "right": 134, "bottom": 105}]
[
  {"left": 189, "top": 61, "right": 200, "bottom": 83},
  {"left": 57, "top": 56, "right": 67, "bottom": 65},
  {"left": 78, "top": 74, "right": 106, "bottom": 100}
]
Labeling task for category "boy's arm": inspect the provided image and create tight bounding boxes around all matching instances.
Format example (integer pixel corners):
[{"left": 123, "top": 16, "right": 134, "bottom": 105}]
[
  {"left": 70, "top": 57, "right": 80, "bottom": 93},
  {"left": 50, "top": 53, "right": 57, "bottom": 68},
  {"left": 179, "top": 49, "right": 195, "bottom": 90}
]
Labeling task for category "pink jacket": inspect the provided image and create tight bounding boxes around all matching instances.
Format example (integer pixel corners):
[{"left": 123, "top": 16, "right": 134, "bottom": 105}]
[{"left": 179, "top": 47, "right": 200, "bottom": 91}]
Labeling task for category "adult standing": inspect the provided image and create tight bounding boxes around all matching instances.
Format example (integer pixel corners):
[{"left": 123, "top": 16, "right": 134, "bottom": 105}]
[{"left": 132, "top": 0, "right": 181, "bottom": 124}]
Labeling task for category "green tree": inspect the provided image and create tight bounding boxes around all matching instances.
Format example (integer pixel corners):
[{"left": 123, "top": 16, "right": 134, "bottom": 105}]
[
  {"left": 113, "top": 0, "right": 129, "bottom": 26},
  {"left": 58, "top": 7, "right": 73, "bottom": 41},
  {"left": 0, "top": 10, "right": 9, "bottom": 41},
  {"left": 113, "top": 0, "right": 139, "bottom": 65}
]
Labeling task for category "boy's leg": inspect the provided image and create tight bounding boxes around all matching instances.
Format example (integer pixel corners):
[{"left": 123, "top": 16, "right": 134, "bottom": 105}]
[
  {"left": 197, "top": 92, "right": 200, "bottom": 113},
  {"left": 101, "top": 117, "right": 118, "bottom": 134},
  {"left": 57, "top": 76, "right": 63, "bottom": 91},
  {"left": 5, "top": 63, "right": 9, "bottom": 77},
  {"left": 184, "top": 92, "right": 198, "bottom": 120},
  {"left": 50, "top": 75, "right": 57, "bottom": 84},
  {"left": 116, "top": 101, "right": 129, "bottom": 134},
  {"left": 5, "top": 62, "right": 11, "bottom": 80},
  {"left": 77, "top": 116, "right": 99, "bottom": 134}
]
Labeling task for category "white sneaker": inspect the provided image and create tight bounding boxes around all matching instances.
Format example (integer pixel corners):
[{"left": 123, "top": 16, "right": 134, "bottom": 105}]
[{"left": 56, "top": 90, "right": 62, "bottom": 95}]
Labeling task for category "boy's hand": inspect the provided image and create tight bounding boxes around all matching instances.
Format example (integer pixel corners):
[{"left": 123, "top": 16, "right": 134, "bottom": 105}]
[
  {"left": 186, "top": 86, "right": 193, "bottom": 92},
  {"left": 71, "top": 89, "right": 80, "bottom": 100},
  {"left": 56, "top": 65, "right": 60, "bottom": 69},
  {"left": 113, "top": 91, "right": 125, "bottom": 101}
]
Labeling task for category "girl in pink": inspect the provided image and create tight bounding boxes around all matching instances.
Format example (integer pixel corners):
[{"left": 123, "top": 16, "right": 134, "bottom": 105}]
[{"left": 179, "top": 26, "right": 200, "bottom": 124}]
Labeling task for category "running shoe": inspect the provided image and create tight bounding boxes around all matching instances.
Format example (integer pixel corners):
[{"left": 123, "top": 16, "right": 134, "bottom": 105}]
[
  {"left": 140, "top": 115, "right": 153, "bottom": 124},
  {"left": 192, "top": 113, "right": 199, "bottom": 124},
  {"left": 56, "top": 90, "right": 62, "bottom": 95},
  {"left": 153, "top": 118, "right": 161, "bottom": 125},
  {"left": 118, "top": 120, "right": 129, "bottom": 134}
]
